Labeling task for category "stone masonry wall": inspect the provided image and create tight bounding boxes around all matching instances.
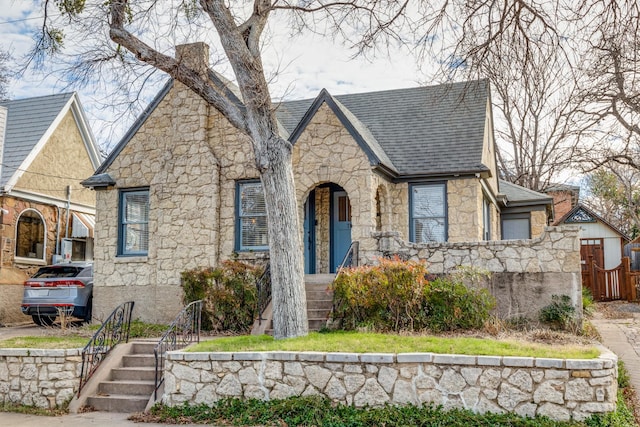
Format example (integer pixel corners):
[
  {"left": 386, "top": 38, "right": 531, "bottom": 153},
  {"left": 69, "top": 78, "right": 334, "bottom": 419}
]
[
  {"left": 94, "top": 80, "right": 221, "bottom": 323},
  {"left": 0, "top": 348, "right": 81, "bottom": 409},
  {"left": 366, "top": 225, "right": 582, "bottom": 320},
  {"left": 163, "top": 348, "right": 618, "bottom": 422}
]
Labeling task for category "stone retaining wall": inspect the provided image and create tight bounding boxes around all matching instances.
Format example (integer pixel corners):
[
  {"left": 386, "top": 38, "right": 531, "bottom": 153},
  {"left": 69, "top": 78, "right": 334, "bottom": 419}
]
[
  {"left": 369, "top": 225, "right": 583, "bottom": 321},
  {"left": 0, "top": 348, "right": 81, "bottom": 409},
  {"left": 164, "top": 348, "right": 618, "bottom": 422}
]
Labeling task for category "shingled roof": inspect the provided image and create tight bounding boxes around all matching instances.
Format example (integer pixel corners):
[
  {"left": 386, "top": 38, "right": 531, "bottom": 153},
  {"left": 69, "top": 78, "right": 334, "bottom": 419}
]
[
  {"left": 0, "top": 92, "right": 101, "bottom": 190},
  {"left": 276, "top": 79, "right": 490, "bottom": 178},
  {"left": 92, "top": 79, "right": 492, "bottom": 182}
]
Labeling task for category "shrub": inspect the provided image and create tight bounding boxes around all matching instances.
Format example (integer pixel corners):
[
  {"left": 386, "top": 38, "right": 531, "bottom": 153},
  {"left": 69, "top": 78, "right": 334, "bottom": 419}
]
[
  {"left": 582, "top": 287, "right": 595, "bottom": 316},
  {"left": 331, "top": 259, "right": 495, "bottom": 332},
  {"left": 425, "top": 277, "right": 495, "bottom": 332},
  {"left": 181, "top": 261, "right": 262, "bottom": 333},
  {"left": 539, "top": 294, "right": 576, "bottom": 330}
]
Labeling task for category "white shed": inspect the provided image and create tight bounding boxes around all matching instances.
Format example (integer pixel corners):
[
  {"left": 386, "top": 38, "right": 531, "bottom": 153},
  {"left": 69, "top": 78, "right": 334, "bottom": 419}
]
[{"left": 558, "top": 204, "right": 629, "bottom": 270}]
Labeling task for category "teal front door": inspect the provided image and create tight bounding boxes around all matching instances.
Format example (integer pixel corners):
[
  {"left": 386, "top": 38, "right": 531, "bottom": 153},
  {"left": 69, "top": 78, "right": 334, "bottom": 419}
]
[{"left": 331, "top": 190, "right": 352, "bottom": 272}]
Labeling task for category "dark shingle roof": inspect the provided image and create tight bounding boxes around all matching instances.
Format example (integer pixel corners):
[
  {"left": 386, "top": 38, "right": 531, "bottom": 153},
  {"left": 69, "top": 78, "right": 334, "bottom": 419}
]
[
  {"left": 276, "top": 80, "right": 490, "bottom": 177},
  {"left": 94, "top": 79, "right": 491, "bottom": 181},
  {"left": 0, "top": 93, "right": 75, "bottom": 187}
]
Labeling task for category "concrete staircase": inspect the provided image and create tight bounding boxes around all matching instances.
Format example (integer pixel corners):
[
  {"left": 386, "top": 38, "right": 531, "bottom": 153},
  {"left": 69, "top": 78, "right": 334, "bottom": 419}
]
[
  {"left": 83, "top": 341, "right": 157, "bottom": 413},
  {"left": 304, "top": 274, "right": 335, "bottom": 331},
  {"left": 254, "top": 274, "right": 335, "bottom": 334}
]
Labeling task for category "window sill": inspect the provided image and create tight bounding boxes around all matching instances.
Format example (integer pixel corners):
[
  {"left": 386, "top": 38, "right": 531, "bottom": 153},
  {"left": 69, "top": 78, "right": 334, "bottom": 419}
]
[
  {"left": 115, "top": 256, "right": 148, "bottom": 264},
  {"left": 14, "top": 257, "right": 47, "bottom": 266}
]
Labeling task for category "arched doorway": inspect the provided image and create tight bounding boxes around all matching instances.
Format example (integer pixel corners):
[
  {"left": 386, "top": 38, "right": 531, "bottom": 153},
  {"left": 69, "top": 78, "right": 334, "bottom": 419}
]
[{"left": 303, "top": 183, "right": 352, "bottom": 274}]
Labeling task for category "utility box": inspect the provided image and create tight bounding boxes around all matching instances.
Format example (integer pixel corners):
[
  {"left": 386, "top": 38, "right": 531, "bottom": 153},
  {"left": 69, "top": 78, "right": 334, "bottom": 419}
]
[{"left": 61, "top": 239, "right": 73, "bottom": 262}]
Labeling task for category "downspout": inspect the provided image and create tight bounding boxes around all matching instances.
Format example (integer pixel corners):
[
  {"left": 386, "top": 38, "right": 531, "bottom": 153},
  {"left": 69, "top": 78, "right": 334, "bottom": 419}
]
[
  {"left": 65, "top": 185, "right": 71, "bottom": 239},
  {"left": 55, "top": 206, "right": 61, "bottom": 255}
]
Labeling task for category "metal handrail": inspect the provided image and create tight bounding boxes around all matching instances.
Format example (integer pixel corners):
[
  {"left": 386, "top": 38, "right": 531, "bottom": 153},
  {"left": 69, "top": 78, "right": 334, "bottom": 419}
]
[
  {"left": 78, "top": 301, "right": 135, "bottom": 396},
  {"left": 337, "top": 241, "right": 359, "bottom": 273},
  {"left": 331, "top": 241, "right": 359, "bottom": 323},
  {"left": 154, "top": 300, "right": 203, "bottom": 400},
  {"left": 256, "top": 263, "right": 271, "bottom": 326}
]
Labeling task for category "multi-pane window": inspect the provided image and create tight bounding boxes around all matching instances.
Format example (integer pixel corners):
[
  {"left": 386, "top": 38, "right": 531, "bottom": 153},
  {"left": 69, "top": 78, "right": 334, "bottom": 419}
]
[
  {"left": 237, "top": 181, "right": 268, "bottom": 251},
  {"left": 410, "top": 183, "right": 447, "bottom": 243},
  {"left": 119, "top": 189, "right": 149, "bottom": 256},
  {"left": 15, "top": 209, "right": 45, "bottom": 261}
]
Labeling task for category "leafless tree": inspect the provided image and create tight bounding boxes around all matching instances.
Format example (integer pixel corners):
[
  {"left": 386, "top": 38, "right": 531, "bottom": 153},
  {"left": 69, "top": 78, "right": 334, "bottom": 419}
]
[
  {"left": 37, "top": 0, "right": 419, "bottom": 339},
  {"left": 0, "top": 49, "right": 12, "bottom": 101},
  {"left": 584, "top": 164, "right": 640, "bottom": 237}
]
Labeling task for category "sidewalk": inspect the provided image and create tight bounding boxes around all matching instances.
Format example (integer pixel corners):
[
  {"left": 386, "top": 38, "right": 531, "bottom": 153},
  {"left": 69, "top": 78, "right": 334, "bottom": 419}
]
[
  {"left": 590, "top": 303, "right": 640, "bottom": 397},
  {"left": 0, "top": 410, "right": 204, "bottom": 427}
]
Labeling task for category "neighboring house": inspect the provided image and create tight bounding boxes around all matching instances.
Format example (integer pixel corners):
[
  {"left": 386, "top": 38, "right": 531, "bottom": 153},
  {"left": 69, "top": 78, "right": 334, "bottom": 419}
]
[
  {"left": 498, "top": 180, "right": 553, "bottom": 240},
  {"left": 0, "top": 92, "right": 101, "bottom": 278},
  {"left": 624, "top": 236, "right": 640, "bottom": 271},
  {"left": 82, "top": 42, "right": 552, "bottom": 322},
  {"left": 556, "top": 203, "right": 629, "bottom": 270}
]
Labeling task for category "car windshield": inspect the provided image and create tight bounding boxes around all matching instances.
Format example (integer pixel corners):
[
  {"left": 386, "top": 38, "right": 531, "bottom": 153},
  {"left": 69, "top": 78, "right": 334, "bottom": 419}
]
[{"left": 32, "top": 266, "right": 83, "bottom": 278}]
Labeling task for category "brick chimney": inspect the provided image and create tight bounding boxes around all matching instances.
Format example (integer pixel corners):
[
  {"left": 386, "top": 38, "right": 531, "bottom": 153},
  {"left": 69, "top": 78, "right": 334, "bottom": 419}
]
[{"left": 175, "top": 42, "right": 210, "bottom": 77}]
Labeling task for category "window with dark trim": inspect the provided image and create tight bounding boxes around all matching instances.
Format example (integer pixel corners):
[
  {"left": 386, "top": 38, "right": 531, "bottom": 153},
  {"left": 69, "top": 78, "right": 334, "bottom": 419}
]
[
  {"left": 410, "top": 183, "right": 447, "bottom": 243},
  {"left": 236, "top": 181, "right": 268, "bottom": 251},
  {"left": 501, "top": 213, "right": 531, "bottom": 240},
  {"left": 118, "top": 189, "right": 149, "bottom": 256}
]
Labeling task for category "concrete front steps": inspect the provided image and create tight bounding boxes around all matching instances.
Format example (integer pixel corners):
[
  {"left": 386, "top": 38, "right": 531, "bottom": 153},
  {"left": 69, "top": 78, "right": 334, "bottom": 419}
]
[
  {"left": 70, "top": 341, "right": 158, "bottom": 413},
  {"left": 253, "top": 273, "right": 335, "bottom": 335}
]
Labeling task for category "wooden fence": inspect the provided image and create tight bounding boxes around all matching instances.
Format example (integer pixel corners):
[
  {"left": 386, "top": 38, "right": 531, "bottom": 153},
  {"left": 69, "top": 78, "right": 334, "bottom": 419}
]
[{"left": 584, "top": 257, "right": 638, "bottom": 302}]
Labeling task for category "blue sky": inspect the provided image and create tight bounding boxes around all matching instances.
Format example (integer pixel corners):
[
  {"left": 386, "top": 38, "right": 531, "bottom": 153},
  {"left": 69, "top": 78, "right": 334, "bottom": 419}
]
[{"left": 0, "top": 1, "right": 428, "bottom": 152}]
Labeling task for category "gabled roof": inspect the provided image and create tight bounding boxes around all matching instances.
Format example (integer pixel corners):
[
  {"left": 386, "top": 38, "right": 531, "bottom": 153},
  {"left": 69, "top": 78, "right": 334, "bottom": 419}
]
[
  {"left": 0, "top": 92, "right": 101, "bottom": 191},
  {"left": 499, "top": 180, "right": 553, "bottom": 206},
  {"left": 276, "top": 80, "right": 490, "bottom": 178},
  {"left": 557, "top": 203, "right": 630, "bottom": 241},
  {"left": 92, "top": 78, "right": 492, "bottom": 183}
]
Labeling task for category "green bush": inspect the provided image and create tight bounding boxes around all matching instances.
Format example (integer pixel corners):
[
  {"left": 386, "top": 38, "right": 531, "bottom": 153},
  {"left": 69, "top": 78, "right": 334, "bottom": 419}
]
[
  {"left": 425, "top": 277, "right": 496, "bottom": 332},
  {"left": 331, "top": 258, "right": 495, "bottom": 332},
  {"left": 582, "top": 287, "right": 595, "bottom": 316},
  {"left": 539, "top": 295, "right": 576, "bottom": 330},
  {"left": 181, "top": 261, "right": 261, "bottom": 333}
]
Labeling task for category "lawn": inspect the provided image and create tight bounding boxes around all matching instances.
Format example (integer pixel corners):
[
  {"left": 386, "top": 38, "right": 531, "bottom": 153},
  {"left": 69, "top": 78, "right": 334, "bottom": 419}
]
[{"left": 188, "top": 331, "right": 601, "bottom": 359}]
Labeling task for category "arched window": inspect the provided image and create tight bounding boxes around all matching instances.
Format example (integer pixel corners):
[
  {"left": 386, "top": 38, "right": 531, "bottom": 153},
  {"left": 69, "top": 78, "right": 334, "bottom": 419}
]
[{"left": 15, "top": 209, "right": 46, "bottom": 261}]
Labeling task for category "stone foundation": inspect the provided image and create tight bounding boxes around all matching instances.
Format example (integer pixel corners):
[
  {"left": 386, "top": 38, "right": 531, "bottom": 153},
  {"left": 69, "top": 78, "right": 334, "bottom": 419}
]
[
  {"left": 0, "top": 348, "right": 81, "bottom": 409},
  {"left": 163, "top": 348, "right": 617, "bottom": 422}
]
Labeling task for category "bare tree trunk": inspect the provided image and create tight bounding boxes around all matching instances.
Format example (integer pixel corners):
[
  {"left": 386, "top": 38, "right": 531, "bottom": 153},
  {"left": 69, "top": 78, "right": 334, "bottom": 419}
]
[{"left": 259, "top": 136, "right": 308, "bottom": 339}]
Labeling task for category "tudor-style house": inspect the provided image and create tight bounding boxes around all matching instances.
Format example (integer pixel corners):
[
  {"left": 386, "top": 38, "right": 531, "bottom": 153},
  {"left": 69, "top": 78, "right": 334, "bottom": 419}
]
[{"left": 82, "top": 43, "right": 552, "bottom": 322}]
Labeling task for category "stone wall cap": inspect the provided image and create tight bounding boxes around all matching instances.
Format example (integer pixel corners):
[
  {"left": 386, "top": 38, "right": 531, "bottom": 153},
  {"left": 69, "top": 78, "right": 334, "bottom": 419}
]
[
  {"left": 326, "top": 353, "right": 360, "bottom": 363},
  {"left": 477, "top": 355, "right": 502, "bottom": 366},
  {"left": 298, "top": 352, "right": 325, "bottom": 362},
  {"left": 502, "top": 357, "right": 534, "bottom": 367},
  {"left": 266, "top": 351, "right": 298, "bottom": 361},
  {"left": 566, "top": 359, "right": 603, "bottom": 370},
  {"left": 360, "top": 353, "right": 396, "bottom": 363},
  {"left": 233, "top": 352, "right": 266, "bottom": 361},
  {"left": 535, "top": 358, "right": 564, "bottom": 368},
  {"left": 396, "top": 353, "right": 432, "bottom": 363},
  {"left": 432, "top": 354, "right": 476, "bottom": 365},
  {"left": 182, "top": 352, "right": 211, "bottom": 361}
]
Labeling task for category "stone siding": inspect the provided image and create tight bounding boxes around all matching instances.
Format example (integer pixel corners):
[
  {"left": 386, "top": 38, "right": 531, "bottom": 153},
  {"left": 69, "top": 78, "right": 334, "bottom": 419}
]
[
  {"left": 15, "top": 110, "right": 96, "bottom": 207},
  {"left": 368, "top": 225, "right": 582, "bottom": 320},
  {"left": 0, "top": 348, "right": 81, "bottom": 409},
  {"left": 163, "top": 348, "right": 617, "bottom": 422}
]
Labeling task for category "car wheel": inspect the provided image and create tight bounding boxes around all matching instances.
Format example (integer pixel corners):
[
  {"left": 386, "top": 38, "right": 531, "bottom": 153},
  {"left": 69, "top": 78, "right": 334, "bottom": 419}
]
[
  {"left": 32, "top": 314, "right": 56, "bottom": 327},
  {"left": 83, "top": 297, "right": 93, "bottom": 324}
]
